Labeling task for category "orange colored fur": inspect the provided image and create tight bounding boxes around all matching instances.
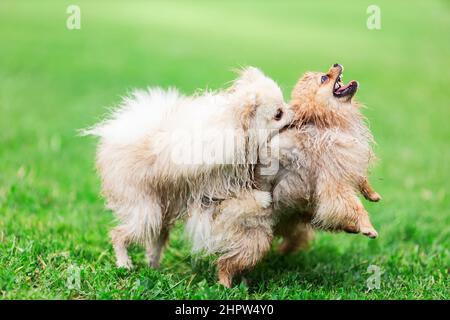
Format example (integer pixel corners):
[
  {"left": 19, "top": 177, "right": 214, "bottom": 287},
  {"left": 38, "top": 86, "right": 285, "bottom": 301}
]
[{"left": 207, "top": 65, "right": 382, "bottom": 287}]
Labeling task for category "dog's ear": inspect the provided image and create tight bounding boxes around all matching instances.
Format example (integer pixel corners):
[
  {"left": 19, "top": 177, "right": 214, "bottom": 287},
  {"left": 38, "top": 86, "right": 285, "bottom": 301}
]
[
  {"left": 228, "top": 66, "right": 265, "bottom": 93},
  {"left": 290, "top": 72, "right": 317, "bottom": 101},
  {"left": 239, "top": 92, "right": 258, "bottom": 131},
  {"left": 237, "top": 66, "right": 265, "bottom": 83}
]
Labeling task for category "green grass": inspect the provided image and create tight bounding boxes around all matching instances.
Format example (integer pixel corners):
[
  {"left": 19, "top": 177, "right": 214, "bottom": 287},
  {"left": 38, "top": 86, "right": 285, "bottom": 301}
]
[{"left": 0, "top": 0, "right": 449, "bottom": 299}]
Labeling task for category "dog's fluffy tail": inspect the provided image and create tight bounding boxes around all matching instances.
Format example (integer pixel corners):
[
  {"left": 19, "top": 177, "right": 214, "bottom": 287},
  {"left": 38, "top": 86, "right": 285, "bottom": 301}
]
[{"left": 78, "top": 87, "right": 182, "bottom": 140}]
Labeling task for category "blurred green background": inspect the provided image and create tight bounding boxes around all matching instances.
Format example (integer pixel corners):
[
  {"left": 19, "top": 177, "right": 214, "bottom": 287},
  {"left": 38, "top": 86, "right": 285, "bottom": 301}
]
[{"left": 0, "top": 0, "right": 449, "bottom": 299}]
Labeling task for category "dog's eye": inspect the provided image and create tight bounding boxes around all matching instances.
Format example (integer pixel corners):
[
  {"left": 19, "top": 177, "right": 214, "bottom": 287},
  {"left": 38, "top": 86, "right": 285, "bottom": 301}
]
[
  {"left": 274, "top": 108, "right": 283, "bottom": 121},
  {"left": 321, "top": 75, "right": 328, "bottom": 83}
]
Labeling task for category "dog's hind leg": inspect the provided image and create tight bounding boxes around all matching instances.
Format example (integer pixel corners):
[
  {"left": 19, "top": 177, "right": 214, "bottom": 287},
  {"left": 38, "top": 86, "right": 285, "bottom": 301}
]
[
  {"left": 314, "top": 183, "right": 378, "bottom": 238},
  {"left": 111, "top": 225, "right": 134, "bottom": 269},
  {"left": 134, "top": 195, "right": 171, "bottom": 269},
  {"left": 146, "top": 225, "right": 171, "bottom": 269},
  {"left": 354, "top": 202, "right": 378, "bottom": 238},
  {"left": 217, "top": 219, "right": 273, "bottom": 288},
  {"left": 276, "top": 217, "right": 314, "bottom": 255}
]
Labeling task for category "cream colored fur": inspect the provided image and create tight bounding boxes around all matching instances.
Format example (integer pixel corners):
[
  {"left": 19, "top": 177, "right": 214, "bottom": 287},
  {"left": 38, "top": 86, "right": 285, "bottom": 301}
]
[{"left": 84, "top": 67, "right": 292, "bottom": 269}]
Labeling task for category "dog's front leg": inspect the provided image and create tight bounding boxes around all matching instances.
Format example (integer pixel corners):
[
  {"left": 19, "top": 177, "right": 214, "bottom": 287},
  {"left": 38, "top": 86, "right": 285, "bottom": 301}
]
[{"left": 359, "top": 177, "right": 381, "bottom": 202}]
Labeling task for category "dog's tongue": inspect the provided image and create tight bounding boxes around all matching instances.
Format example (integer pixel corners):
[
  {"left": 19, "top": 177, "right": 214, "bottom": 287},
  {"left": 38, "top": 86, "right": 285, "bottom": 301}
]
[{"left": 336, "top": 80, "right": 356, "bottom": 93}]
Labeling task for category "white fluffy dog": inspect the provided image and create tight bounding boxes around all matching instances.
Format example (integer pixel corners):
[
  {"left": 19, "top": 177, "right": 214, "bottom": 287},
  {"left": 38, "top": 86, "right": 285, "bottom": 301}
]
[{"left": 84, "top": 67, "right": 292, "bottom": 270}]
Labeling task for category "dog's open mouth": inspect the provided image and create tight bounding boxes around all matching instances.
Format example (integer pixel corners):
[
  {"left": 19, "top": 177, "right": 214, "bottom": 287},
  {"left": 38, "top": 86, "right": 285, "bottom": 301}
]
[{"left": 333, "top": 72, "right": 358, "bottom": 99}]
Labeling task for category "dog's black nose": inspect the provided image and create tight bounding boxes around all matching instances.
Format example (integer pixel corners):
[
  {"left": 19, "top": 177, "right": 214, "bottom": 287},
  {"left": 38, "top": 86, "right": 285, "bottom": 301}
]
[{"left": 333, "top": 63, "right": 340, "bottom": 67}]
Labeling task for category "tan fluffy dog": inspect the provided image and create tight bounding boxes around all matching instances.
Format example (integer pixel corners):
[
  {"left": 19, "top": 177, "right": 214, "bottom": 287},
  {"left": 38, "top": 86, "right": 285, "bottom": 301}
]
[
  {"left": 272, "top": 64, "right": 380, "bottom": 240},
  {"left": 200, "top": 64, "right": 380, "bottom": 287}
]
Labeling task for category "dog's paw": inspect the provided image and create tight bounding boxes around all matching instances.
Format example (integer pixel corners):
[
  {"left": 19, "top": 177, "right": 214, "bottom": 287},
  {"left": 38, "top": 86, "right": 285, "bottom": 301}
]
[
  {"left": 252, "top": 190, "right": 272, "bottom": 208},
  {"left": 149, "top": 259, "right": 160, "bottom": 269},
  {"left": 358, "top": 216, "right": 378, "bottom": 239},
  {"left": 116, "top": 259, "right": 133, "bottom": 270},
  {"left": 360, "top": 225, "right": 378, "bottom": 239},
  {"left": 367, "top": 192, "right": 382, "bottom": 202},
  {"left": 218, "top": 271, "right": 233, "bottom": 288}
]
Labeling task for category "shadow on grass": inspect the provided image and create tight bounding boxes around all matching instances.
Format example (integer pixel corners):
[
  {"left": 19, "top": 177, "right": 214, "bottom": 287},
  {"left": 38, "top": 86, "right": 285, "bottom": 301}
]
[
  {"left": 248, "top": 249, "right": 364, "bottom": 292},
  {"left": 184, "top": 243, "right": 371, "bottom": 293},
  {"left": 119, "top": 230, "right": 377, "bottom": 296}
]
